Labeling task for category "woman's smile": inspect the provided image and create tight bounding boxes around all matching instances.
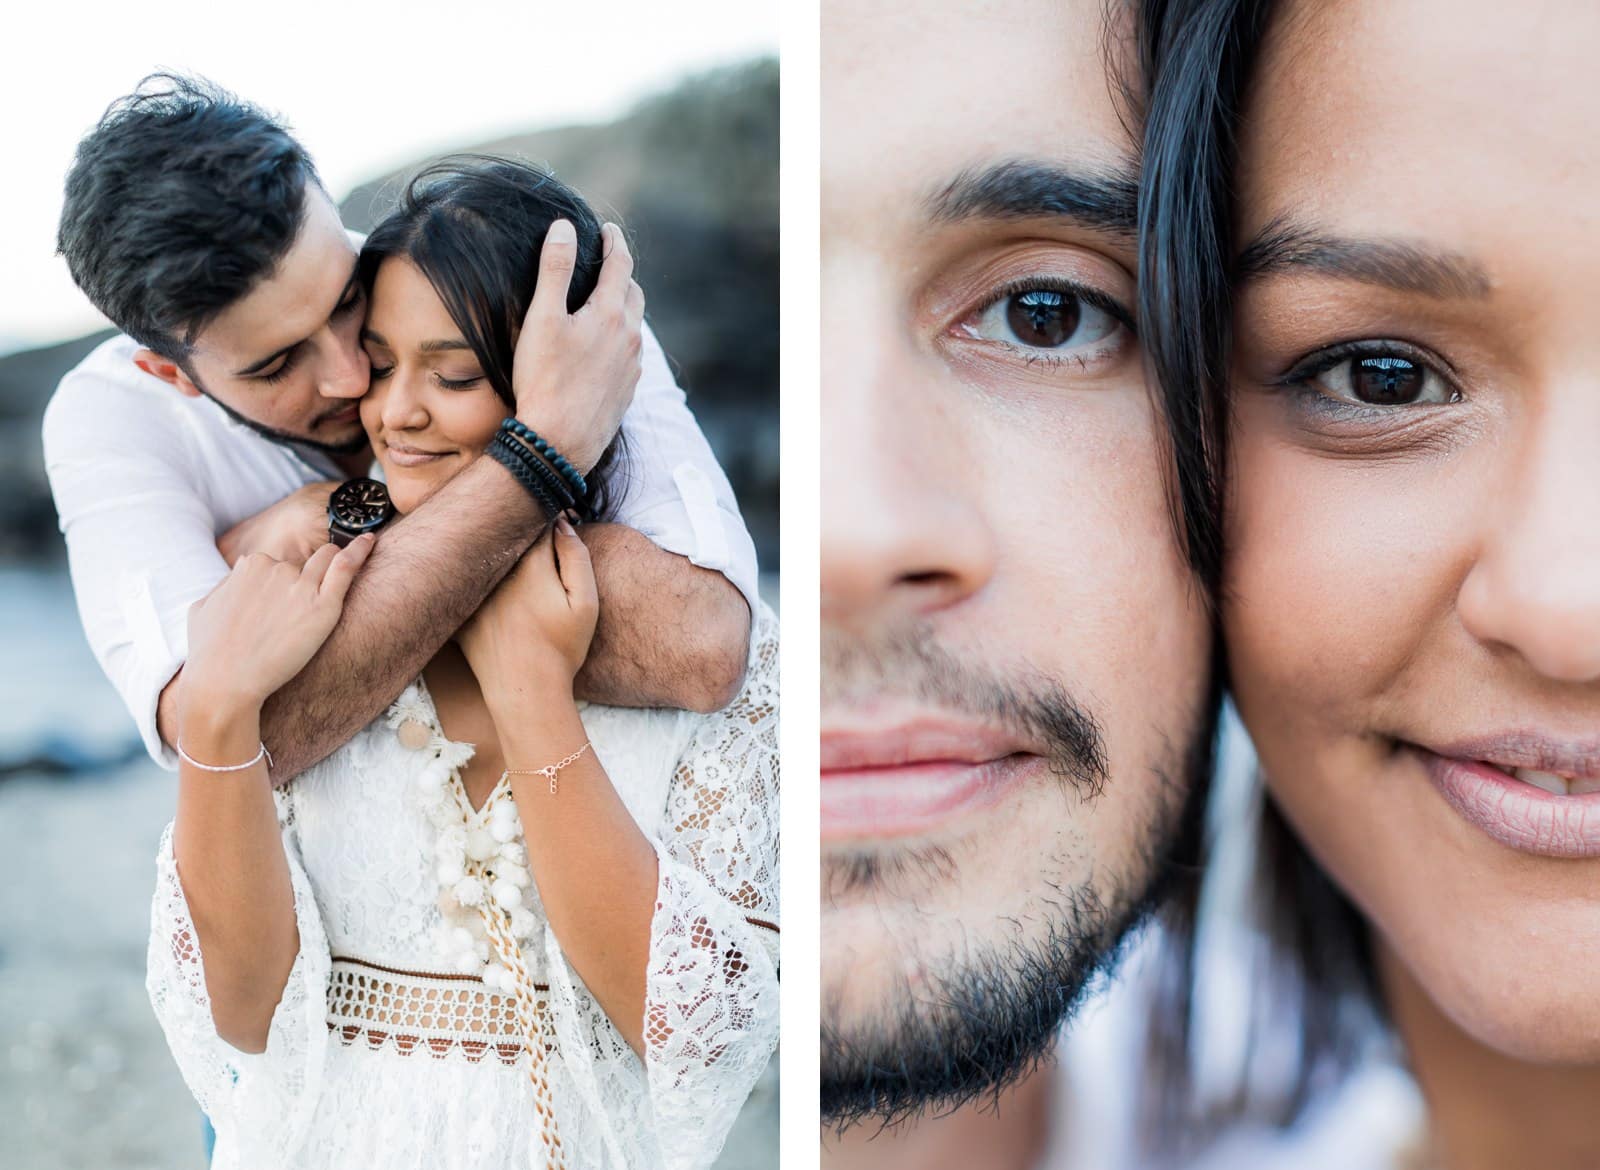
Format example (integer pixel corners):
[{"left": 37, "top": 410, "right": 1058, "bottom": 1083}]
[{"left": 381, "top": 437, "right": 458, "bottom": 468}]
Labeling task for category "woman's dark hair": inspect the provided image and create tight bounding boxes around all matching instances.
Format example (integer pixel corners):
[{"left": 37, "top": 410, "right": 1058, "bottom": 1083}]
[
  {"left": 1134, "top": 0, "right": 1385, "bottom": 1157},
  {"left": 58, "top": 72, "right": 321, "bottom": 365},
  {"left": 359, "top": 156, "right": 626, "bottom": 517}
]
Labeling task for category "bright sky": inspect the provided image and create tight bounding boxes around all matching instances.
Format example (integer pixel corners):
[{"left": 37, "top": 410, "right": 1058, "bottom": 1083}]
[{"left": 2, "top": 0, "right": 777, "bottom": 353}]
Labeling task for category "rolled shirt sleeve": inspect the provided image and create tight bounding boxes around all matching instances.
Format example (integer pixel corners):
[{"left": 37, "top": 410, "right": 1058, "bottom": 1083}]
[
  {"left": 614, "top": 324, "right": 761, "bottom": 613},
  {"left": 43, "top": 359, "right": 229, "bottom": 770}
]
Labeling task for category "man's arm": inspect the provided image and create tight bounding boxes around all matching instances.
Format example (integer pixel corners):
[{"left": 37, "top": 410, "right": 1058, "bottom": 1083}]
[
  {"left": 576, "top": 524, "right": 749, "bottom": 712},
  {"left": 160, "top": 451, "right": 545, "bottom": 780}
]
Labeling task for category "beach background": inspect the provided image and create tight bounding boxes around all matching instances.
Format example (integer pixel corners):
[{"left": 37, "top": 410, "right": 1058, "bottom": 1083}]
[{"left": 0, "top": 32, "right": 779, "bottom": 1170}]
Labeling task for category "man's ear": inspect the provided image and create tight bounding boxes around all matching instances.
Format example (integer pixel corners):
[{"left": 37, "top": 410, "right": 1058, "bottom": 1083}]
[{"left": 132, "top": 348, "right": 204, "bottom": 398}]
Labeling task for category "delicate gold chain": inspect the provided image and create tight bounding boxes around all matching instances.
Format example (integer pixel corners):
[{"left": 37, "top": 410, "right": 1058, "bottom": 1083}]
[{"left": 502, "top": 741, "right": 593, "bottom": 796}]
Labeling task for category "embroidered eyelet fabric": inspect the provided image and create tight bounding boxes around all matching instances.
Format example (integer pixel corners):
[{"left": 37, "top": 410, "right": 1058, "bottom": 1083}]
[{"left": 146, "top": 605, "right": 780, "bottom": 1170}]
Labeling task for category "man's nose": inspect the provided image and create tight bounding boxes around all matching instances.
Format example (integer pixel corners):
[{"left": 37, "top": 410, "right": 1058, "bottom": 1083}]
[
  {"left": 317, "top": 331, "right": 369, "bottom": 400},
  {"left": 822, "top": 333, "right": 996, "bottom": 627}
]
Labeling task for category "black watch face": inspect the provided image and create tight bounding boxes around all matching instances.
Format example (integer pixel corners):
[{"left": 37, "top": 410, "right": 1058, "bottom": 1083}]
[{"left": 329, "top": 477, "right": 394, "bottom": 534}]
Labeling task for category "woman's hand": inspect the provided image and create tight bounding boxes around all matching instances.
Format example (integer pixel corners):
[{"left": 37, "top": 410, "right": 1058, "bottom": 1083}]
[
  {"left": 182, "top": 536, "right": 375, "bottom": 719},
  {"left": 458, "top": 516, "right": 598, "bottom": 700},
  {"left": 215, "top": 480, "right": 340, "bottom": 567}
]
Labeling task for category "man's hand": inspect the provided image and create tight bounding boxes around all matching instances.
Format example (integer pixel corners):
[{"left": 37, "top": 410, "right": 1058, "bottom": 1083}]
[
  {"left": 512, "top": 220, "right": 645, "bottom": 472},
  {"left": 216, "top": 481, "right": 339, "bottom": 567}
]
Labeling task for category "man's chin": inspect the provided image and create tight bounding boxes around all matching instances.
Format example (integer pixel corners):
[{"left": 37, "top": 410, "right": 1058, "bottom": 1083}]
[
  {"left": 305, "top": 424, "right": 371, "bottom": 457},
  {"left": 819, "top": 869, "right": 1157, "bottom": 1132}
]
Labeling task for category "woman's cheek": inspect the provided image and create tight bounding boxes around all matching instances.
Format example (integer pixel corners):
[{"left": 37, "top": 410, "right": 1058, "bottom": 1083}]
[{"left": 1223, "top": 427, "right": 1467, "bottom": 736}]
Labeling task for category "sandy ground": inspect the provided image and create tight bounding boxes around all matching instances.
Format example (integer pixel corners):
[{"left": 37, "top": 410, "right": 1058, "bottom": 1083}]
[{"left": 0, "top": 762, "right": 777, "bottom": 1169}]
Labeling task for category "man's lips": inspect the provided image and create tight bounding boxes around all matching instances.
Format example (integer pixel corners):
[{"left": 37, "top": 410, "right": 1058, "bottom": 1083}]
[
  {"left": 1415, "top": 734, "right": 1600, "bottom": 858},
  {"left": 821, "top": 717, "right": 1041, "bottom": 842},
  {"left": 319, "top": 404, "right": 362, "bottom": 428}
]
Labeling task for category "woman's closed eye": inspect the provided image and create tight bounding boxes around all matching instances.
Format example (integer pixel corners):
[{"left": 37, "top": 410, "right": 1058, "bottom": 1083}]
[
  {"left": 365, "top": 361, "right": 485, "bottom": 391},
  {"left": 954, "top": 279, "right": 1132, "bottom": 368}
]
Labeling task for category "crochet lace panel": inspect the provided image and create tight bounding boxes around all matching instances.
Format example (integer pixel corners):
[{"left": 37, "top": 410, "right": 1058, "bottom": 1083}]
[{"left": 145, "top": 603, "right": 781, "bottom": 1170}]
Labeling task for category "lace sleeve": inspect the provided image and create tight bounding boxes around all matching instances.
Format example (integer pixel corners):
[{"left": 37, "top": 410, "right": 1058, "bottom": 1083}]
[
  {"left": 643, "top": 603, "right": 781, "bottom": 1169},
  {"left": 145, "top": 802, "right": 331, "bottom": 1163}
]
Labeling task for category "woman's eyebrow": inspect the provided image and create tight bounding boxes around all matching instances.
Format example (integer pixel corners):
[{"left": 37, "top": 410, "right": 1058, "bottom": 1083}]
[
  {"left": 924, "top": 158, "right": 1140, "bottom": 241},
  {"left": 1236, "top": 215, "right": 1492, "bottom": 299}
]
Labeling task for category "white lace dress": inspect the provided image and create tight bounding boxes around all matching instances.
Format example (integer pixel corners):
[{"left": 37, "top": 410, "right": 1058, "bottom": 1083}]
[{"left": 146, "top": 608, "right": 780, "bottom": 1170}]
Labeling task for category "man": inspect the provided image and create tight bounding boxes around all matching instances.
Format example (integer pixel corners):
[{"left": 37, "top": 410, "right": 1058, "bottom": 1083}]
[
  {"left": 45, "top": 74, "right": 757, "bottom": 785},
  {"left": 821, "top": 2, "right": 1219, "bottom": 1165}
]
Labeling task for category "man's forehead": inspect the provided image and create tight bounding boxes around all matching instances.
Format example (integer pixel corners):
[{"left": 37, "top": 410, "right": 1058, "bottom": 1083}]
[
  {"left": 189, "top": 195, "right": 359, "bottom": 366},
  {"left": 823, "top": 0, "right": 1138, "bottom": 234}
]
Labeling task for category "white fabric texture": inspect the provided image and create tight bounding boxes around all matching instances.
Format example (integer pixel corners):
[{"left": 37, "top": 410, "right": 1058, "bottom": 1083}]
[
  {"left": 146, "top": 606, "right": 780, "bottom": 1170},
  {"left": 42, "top": 323, "right": 760, "bottom": 769}
]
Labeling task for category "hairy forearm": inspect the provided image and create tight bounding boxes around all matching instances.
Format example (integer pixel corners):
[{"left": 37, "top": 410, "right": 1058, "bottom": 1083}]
[
  {"left": 171, "top": 704, "right": 297, "bottom": 1053},
  {"left": 493, "top": 694, "right": 659, "bottom": 1055},
  {"left": 575, "top": 524, "right": 752, "bottom": 712},
  {"left": 257, "top": 457, "right": 544, "bottom": 779}
]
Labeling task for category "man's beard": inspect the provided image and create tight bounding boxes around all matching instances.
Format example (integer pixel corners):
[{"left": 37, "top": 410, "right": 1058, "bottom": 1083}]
[
  {"left": 819, "top": 626, "right": 1211, "bottom": 1131},
  {"left": 190, "top": 371, "right": 369, "bottom": 458}
]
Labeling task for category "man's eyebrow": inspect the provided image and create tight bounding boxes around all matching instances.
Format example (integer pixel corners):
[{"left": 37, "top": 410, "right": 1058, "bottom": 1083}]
[
  {"left": 925, "top": 159, "right": 1140, "bottom": 239},
  {"left": 1236, "top": 216, "right": 1492, "bottom": 299},
  {"left": 233, "top": 258, "right": 364, "bottom": 377}
]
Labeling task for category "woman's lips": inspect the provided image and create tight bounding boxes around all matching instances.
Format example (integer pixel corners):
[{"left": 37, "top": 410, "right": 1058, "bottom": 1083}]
[
  {"left": 384, "top": 441, "right": 454, "bottom": 467},
  {"left": 820, "top": 720, "right": 1042, "bottom": 842},
  {"left": 1419, "top": 746, "right": 1600, "bottom": 858}
]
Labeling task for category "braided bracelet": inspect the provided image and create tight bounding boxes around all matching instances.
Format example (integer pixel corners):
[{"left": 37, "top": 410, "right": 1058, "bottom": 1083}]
[
  {"left": 499, "top": 429, "right": 590, "bottom": 520},
  {"left": 501, "top": 419, "right": 587, "bottom": 499},
  {"left": 487, "top": 433, "right": 565, "bottom": 518},
  {"left": 502, "top": 741, "right": 593, "bottom": 796},
  {"left": 177, "top": 740, "right": 274, "bottom": 773}
]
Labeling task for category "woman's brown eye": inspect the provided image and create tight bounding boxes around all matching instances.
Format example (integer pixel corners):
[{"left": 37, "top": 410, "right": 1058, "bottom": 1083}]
[
  {"left": 1309, "top": 350, "right": 1455, "bottom": 407},
  {"left": 1006, "top": 290, "right": 1081, "bottom": 347},
  {"left": 1351, "top": 356, "right": 1424, "bottom": 404}
]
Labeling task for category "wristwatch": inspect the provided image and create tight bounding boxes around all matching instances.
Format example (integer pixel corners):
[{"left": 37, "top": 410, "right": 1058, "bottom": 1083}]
[{"left": 327, "top": 477, "right": 394, "bottom": 547}]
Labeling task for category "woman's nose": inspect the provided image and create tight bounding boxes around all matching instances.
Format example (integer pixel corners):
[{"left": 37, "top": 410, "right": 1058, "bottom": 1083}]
[
  {"left": 377, "top": 370, "right": 430, "bottom": 433},
  {"left": 1458, "top": 394, "right": 1600, "bottom": 682}
]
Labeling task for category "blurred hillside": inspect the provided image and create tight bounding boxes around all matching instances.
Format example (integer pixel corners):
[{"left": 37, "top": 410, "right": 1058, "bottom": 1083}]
[{"left": 0, "top": 57, "right": 778, "bottom": 568}]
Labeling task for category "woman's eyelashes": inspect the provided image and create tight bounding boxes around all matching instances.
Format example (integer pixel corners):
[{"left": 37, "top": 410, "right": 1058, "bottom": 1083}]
[
  {"left": 364, "top": 359, "right": 484, "bottom": 390},
  {"left": 954, "top": 279, "right": 1132, "bottom": 368},
  {"left": 1277, "top": 341, "right": 1460, "bottom": 415}
]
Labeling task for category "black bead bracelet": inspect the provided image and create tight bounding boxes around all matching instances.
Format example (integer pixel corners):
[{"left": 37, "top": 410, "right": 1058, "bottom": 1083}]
[
  {"left": 487, "top": 433, "right": 566, "bottom": 519},
  {"left": 501, "top": 418, "right": 587, "bottom": 500}
]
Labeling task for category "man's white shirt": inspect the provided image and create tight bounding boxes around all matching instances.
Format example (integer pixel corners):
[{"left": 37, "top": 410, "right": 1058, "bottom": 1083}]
[{"left": 42, "top": 324, "right": 759, "bottom": 769}]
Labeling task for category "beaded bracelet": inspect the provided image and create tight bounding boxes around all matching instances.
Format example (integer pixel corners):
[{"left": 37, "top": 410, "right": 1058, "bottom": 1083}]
[
  {"left": 487, "top": 433, "right": 565, "bottom": 518},
  {"left": 501, "top": 419, "right": 587, "bottom": 499},
  {"left": 499, "top": 429, "right": 588, "bottom": 519},
  {"left": 177, "top": 740, "right": 274, "bottom": 773},
  {"left": 502, "top": 741, "right": 593, "bottom": 796}
]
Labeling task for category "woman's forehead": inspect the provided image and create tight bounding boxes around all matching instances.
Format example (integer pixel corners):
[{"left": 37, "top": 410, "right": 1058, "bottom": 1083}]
[{"left": 1238, "top": 0, "right": 1600, "bottom": 247}]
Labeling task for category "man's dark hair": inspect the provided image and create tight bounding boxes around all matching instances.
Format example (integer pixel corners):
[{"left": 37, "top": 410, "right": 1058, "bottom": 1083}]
[{"left": 57, "top": 72, "right": 322, "bottom": 363}]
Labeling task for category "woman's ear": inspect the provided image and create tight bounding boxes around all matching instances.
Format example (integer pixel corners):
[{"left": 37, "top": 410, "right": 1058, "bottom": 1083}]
[{"left": 132, "top": 349, "right": 205, "bottom": 398}]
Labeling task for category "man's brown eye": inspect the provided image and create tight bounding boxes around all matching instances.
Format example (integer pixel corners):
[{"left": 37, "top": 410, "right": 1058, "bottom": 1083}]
[
  {"left": 963, "top": 283, "right": 1122, "bottom": 353},
  {"left": 1005, "top": 290, "right": 1081, "bottom": 348}
]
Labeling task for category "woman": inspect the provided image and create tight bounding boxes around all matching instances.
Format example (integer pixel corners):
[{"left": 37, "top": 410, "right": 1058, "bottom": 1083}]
[
  {"left": 1129, "top": 1, "right": 1600, "bottom": 1166},
  {"left": 147, "top": 158, "right": 780, "bottom": 1170}
]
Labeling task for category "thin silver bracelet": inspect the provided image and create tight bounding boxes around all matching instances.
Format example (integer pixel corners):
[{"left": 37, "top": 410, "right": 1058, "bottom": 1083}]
[{"left": 177, "top": 740, "right": 274, "bottom": 773}]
